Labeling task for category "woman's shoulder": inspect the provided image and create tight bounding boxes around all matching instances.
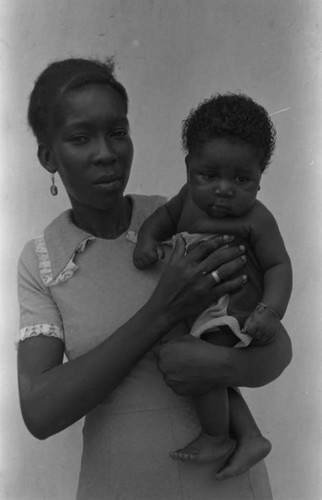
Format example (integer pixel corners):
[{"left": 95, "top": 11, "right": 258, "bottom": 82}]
[
  {"left": 130, "top": 193, "right": 167, "bottom": 212},
  {"left": 18, "top": 211, "right": 71, "bottom": 268},
  {"left": 18, "top": 239, "right": 38, "bottom": 276},
  {"left": 18, "top": 210, "right": 93, "bottom": 287},
  {"left": 128, "top": 194, "right": 167, "bottom": 232}
]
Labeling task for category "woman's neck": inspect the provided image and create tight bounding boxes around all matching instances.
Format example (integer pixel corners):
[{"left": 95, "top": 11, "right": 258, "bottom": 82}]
[{"left": 70, "top": 196, "right": 132, "bottom": 239}]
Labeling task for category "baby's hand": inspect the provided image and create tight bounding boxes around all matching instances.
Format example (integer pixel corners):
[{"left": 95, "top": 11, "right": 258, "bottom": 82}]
[
  {"left": 242, "top": 305, "right": 281, "bottom": 345},
  {"left": 133, "top": 237, "right": 164, "bottom": 269}
]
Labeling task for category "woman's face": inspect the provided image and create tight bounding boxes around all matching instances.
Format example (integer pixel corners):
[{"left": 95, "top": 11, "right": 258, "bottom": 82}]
[{"left": 48, "top": 84, "right": 134, "bottom": 210}]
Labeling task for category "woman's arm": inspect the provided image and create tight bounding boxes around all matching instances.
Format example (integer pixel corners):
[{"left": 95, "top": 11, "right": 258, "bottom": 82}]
[
  {"left": 156, "top": 323, "right": 292, "bottom": 395},
  {"left": 18, "top": 303, "right": 172, "bottom": 440},
  {"left": 18, "top": 236, "right": 247, "bottom": 439}
]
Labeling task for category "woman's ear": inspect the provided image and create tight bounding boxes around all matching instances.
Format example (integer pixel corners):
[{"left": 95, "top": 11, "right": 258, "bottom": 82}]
[{"left": 37, "top": 143, "right": 57, "bottom": 174}]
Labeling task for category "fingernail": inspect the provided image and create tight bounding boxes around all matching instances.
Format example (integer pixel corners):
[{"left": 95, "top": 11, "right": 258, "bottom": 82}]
[
  {"left": 239, "top": 245, "right": 245, "bottom": 251},
  {"left": 241, "top": 255, "right": 247, "bottom": 261},
  {"left": 223, "top": 235, "right": 234, "bottom": 241},
  {"left": 242, "top": 274, "right": 248, "bottom": 281}
]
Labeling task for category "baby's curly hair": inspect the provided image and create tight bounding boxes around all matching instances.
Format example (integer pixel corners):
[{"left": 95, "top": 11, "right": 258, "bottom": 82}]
[{"left": 182, "top": 93, "right": 276, "bottom": 170}]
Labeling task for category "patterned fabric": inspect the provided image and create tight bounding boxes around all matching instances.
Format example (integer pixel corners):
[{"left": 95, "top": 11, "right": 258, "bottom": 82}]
[
  {"left": 35, "top": 234, "right": 95, "bottom": 287},
  {"left": 19, "top": 323, "right": 64, "bottom": 342}
]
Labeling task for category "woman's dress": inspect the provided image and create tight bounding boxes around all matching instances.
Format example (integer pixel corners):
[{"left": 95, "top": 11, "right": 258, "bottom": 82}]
[{"left": 18, "top": 195, "right": 272, "bottom": 500}]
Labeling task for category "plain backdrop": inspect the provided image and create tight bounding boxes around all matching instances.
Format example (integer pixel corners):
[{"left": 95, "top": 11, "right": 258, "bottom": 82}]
[{"left": 1, "top": 1, "right": 322, "bottom": 499}]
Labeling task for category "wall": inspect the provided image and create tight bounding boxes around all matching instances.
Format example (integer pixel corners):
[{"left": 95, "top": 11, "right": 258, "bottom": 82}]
[{"left": 1, "top": 0, "right": 322, "bottom": 498}]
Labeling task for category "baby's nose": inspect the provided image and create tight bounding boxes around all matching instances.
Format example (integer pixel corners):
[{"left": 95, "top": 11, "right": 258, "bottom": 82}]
[{"left": 215, "top": 180, "right": 234, "bottom": 196}]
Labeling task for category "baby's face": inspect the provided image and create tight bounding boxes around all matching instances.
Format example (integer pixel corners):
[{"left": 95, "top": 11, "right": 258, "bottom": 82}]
[{"left": 186, "top": 138, "right": 262, "bottom": 218}]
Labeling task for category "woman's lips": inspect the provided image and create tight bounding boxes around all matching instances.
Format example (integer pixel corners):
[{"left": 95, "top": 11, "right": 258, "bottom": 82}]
[
  {"left": 94, "top": 175, "right": 121, "bottom": 185},
  {"left": 93, "top": 177, "right": 123, "bottom": 190}
]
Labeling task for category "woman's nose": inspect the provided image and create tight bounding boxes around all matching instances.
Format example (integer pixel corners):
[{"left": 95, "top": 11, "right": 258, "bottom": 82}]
[
  {"left": 94, "top": 137, "right": 116, "bottom": 164},
  {"left": 214, "top": 180, "right": 234, "bottom": 197}
]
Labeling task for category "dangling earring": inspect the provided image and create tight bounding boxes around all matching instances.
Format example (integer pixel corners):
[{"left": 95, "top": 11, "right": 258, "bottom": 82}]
[{"left": 50, "top": 173, "right": 58, "bottom": 196}]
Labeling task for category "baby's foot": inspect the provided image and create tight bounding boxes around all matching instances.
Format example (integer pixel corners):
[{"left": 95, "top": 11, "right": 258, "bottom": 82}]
[
  {"left": 215, "top": 433, "right": 271, "bottom": 480},
  {"left": 169, "top": 432, "right": 236, "bottom": 467}
]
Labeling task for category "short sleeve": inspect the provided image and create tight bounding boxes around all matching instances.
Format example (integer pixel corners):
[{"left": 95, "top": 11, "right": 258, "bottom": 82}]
[{"left": 17, "top": 240, "right": 64, "bottom": 343}]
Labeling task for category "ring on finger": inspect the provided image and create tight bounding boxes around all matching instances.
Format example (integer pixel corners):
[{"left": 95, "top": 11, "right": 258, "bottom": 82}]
[{"left": 211, "top": 270, "right": 221, "bottom": 284}]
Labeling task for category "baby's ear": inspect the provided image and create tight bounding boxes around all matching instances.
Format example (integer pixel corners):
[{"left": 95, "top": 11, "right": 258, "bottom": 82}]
[
  {"left": 185, "top": 155, "right": 193, "bottom": 184},
  {"left": 37, "top": 143, "right": 57, "bottom": 174},
  {"left": 185, "top": 155, "right": 191, "bottom": 177}
]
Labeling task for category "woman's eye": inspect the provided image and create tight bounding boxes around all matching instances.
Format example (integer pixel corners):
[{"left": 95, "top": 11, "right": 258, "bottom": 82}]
[{"left": 111, "top": 129, "right": 128, "bottom": 138}]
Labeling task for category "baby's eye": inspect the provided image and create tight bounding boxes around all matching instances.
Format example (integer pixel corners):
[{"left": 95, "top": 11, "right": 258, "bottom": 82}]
[
  {"left": 235, "top": 176, "right": 250, "bottom": 184},
  {"left": 70, "top": 135, "right": 89, "bottom": 144},
  {"left": 202, "top": 173, "right": 218, "bottom": 180}
]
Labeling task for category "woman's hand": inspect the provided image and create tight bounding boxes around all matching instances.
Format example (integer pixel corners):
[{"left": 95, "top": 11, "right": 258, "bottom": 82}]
[
  {"left": 148, "top": 235, "right": 247, "bottom": 326},
  {"left": 156, "top": 322, "right": 292, "bottom": 395},
  {"left": 155, "top": 335, "right": 230, "bottom": 395}
]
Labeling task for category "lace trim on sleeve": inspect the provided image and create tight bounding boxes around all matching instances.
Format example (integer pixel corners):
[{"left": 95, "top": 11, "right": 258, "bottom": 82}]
[
  {"left": 18, "top": 324, "right": 64, "bottom": 343},
  {"left": 35, "top": 234, "right": 94, "bottom": 287}
]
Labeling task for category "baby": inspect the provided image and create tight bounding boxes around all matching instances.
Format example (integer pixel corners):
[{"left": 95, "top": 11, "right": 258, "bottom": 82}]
[{"left": 133, "top": 93, "right": 292, "bottom": 478}]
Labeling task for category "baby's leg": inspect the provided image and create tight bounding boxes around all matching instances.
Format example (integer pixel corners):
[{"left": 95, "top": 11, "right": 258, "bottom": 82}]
[
  {"left": 170, "top": 328, "right": 236, "bottom": 466},
  {"left": 170, "top": 386, "right": 236, "bottom": 466},
  {"left": 215, "top": 388, "right": 271, "bottom": 479}
]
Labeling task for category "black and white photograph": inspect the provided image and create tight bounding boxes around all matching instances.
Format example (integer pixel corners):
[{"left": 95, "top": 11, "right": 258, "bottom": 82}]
[{"left": 1, "top": 1, "right": 321, "bottom": 499}]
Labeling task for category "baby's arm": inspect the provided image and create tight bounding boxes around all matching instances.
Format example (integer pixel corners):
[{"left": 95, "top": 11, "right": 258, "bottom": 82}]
[
  {"left": 133, "top": 185, "right": 188, "bottom": 269},
  {"left": 243, "top": 203, "right": 293, "bottom": 344}
]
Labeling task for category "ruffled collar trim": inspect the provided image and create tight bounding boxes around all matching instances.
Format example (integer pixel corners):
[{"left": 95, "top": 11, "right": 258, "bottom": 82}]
[{"left": 35, "top": 195, "right": 150, "bottom": 286}]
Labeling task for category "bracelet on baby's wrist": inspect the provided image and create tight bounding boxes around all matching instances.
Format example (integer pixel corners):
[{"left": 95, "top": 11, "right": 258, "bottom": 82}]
[{"left": 255, "top": 302, "right": 281, "bottom": 320}]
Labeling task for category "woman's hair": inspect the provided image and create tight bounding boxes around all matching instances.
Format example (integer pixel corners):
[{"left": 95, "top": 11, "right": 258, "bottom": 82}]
[
  {"left": 28, "top": 57, "right": 129, "bottom": 144},
  {"left": 182, "top": 93, "right": 276, "bottom": 170}
]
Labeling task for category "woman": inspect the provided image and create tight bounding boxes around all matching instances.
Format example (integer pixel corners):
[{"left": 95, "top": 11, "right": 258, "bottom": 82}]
[{"left": 17, "top": 57, "right": 292, "bottom": 499}]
